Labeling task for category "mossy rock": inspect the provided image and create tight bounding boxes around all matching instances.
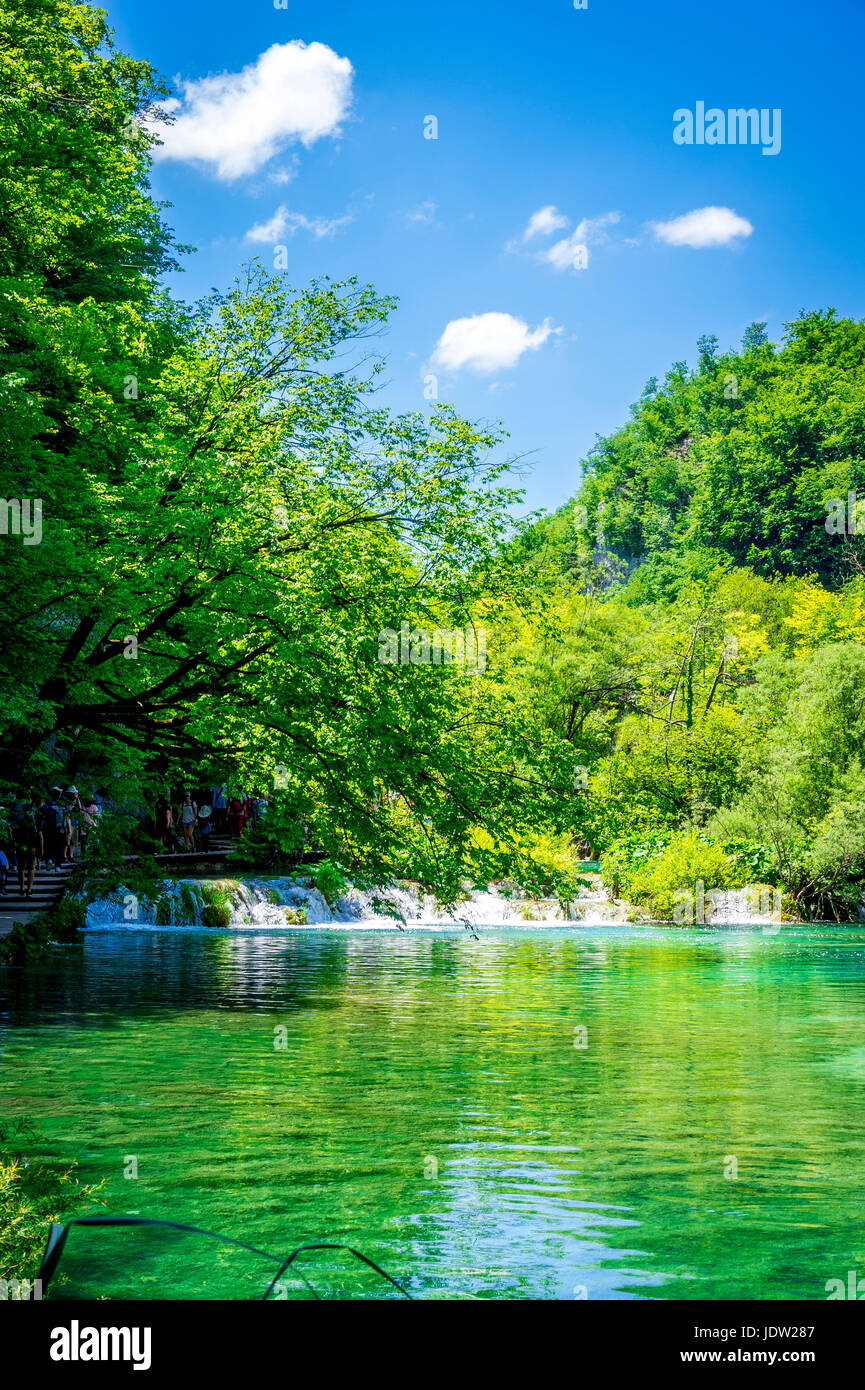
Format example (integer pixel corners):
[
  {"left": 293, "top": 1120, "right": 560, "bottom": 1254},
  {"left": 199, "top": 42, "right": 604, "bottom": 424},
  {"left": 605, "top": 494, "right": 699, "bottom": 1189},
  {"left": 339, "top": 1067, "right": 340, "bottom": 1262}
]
[
  {"left": 179, "top": 884, "right": 198, "bottom": 920},
  {"left": 154, "top": 894, "right": 172, "bottom": 926},
  {"left": 284, "top": 906, "right": 307, "bottom": 925},
  {"left": 202, "top": 880, "right": 234, "bottom": 908},
  {"left": 201, "top": 903, "right": 232, "bottom": 928}
]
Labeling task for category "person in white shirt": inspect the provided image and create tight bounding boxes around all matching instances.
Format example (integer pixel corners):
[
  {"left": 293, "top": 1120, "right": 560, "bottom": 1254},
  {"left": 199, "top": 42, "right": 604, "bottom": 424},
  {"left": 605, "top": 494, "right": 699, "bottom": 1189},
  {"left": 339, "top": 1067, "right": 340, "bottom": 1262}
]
[{"left": 179, "top": 792, "right": 198, "bottom": 851}]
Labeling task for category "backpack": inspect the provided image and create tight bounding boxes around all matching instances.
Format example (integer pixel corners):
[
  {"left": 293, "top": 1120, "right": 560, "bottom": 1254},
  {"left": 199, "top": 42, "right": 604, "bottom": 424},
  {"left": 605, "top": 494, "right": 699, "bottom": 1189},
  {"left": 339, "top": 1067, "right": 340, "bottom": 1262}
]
[
  {"left": 50, "top": 802, "right": 65, "bottom": 832},
  {"left": 12, "top": 803, "right": 38, "bottom": 846}
]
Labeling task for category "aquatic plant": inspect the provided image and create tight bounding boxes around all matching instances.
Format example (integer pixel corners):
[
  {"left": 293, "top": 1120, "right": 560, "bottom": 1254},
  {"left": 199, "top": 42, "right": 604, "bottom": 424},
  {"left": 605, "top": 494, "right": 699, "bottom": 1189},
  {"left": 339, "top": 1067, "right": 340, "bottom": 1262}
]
[
  {"left": 201, "top": 903, "right": 232, "bottom": 928},
  {"left": 312, "top": 860, "right": 348, "bottom": 905},
  {"left": 154, "top": 894, "right": 172, "bottom": 926},
  {"left": 179, "top": 884, "right": 199, "bottom": 921},
  {"left": 0, "top": 1120, "right": 103, "bottom": 1287}
]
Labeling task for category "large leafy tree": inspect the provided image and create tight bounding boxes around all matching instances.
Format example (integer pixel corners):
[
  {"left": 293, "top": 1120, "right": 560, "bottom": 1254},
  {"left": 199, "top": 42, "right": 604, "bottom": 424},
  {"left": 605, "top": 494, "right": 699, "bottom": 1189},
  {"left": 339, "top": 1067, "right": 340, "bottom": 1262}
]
[
  {"left": 0, "top": 0, "right": 184, "bottom": 754},
  {"left": 0, "top": 0, "right": 583, "bottom": 899}
]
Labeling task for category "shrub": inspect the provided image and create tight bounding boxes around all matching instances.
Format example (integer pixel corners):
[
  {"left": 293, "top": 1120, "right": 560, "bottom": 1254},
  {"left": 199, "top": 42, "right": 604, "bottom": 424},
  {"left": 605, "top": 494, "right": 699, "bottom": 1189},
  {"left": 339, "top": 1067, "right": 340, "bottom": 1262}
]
[
  {"left": 626, "top": 832, "right": 746, "bottom": 919},
  {"left": 71, "top": 810, "right": 162, "bottom": 905},
  {"left": 600, "top": 832, "right": 674, "bottom": 900},
  {"left": 46, "top": 896, "right": 86, "bottom": 940},
  {"left": 312, "top": 860, "right": 348, "bottom": 904},
  {"left": 0, "top": 1121, "right": 103, "bottom": 1287},
  {"left": 0, "top": 920, "right": 54, "bottom": 965},
  {"left": 201, "top": 903, "right": 232, "bottom": 928},
  {"left": 0, "top": 895, "right": 85, "bottom": 965}
]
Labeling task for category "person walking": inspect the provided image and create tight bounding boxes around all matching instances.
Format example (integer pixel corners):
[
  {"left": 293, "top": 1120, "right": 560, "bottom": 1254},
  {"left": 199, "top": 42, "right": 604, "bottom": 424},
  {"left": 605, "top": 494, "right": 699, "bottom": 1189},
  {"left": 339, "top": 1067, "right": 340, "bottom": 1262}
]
[
  {"left": 29, "top": 789, "right": 44, "bottom": 867},
  {"left": 41, "top": 788, "right": 66, "bottom": 872},
  {"left": 210, "top": 785, "right": 228, "bottom": 834},
  {"left": 179, "top": 792, "right": 198, "bottom": 852},
  {"left": 79, "top": 793, "right": 100, "bottom": 853},
  {"left": 196, "top": 804, "right": 213, "bottom": 850},
  {"left": 11, "top": 797, "right": 40, "bottom": 898},
  {"left": 63, "top": 787, "right": 82, "bottom": 863},
  {"left": 154, "top": 795, "right": 173, "bottom": 851},
  {"left": 227, "top": 794, "right": 245, "bottom": 838}
]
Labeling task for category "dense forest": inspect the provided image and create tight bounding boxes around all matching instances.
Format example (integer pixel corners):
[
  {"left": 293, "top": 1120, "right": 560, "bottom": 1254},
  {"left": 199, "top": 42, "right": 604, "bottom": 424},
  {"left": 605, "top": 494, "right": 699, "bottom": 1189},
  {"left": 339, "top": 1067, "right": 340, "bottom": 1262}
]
[
  {"left": 2, "top": 0, "right": 865, "bottom": 918},
  {"left": 503, "top": 311, "right": 865, "bottom": 919}
]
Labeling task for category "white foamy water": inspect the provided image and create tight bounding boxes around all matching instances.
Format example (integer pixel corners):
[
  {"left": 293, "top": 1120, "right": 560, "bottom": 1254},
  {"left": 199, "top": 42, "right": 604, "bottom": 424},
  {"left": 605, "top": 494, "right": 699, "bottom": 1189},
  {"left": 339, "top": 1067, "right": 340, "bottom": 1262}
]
[
  {"left": 702, "top": 887, "right": 783, "bottom": 926},
  {"left": 83, "top": 875, "right": 632, "bottom": 931},
  {"left": 82, "top": 876, "right": 790, "bottom": 932}
]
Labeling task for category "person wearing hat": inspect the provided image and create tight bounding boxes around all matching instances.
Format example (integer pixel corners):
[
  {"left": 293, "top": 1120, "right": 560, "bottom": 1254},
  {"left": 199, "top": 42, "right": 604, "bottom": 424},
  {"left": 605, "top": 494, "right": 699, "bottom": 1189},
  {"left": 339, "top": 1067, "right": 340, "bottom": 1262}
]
[{"left": 196, "top": 804, "right": 213, "bottom": 851}]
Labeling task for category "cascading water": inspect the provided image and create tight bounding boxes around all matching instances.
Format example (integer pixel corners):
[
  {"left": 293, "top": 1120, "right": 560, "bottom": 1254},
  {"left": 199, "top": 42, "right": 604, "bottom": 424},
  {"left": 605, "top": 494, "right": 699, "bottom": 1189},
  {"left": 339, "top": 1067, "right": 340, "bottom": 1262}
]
[
  {"left": 82, "top": 876, "right": 789, "bottom": 931},
  {"left": 83, "top": 875, "right": 631, "bottom": 931}
]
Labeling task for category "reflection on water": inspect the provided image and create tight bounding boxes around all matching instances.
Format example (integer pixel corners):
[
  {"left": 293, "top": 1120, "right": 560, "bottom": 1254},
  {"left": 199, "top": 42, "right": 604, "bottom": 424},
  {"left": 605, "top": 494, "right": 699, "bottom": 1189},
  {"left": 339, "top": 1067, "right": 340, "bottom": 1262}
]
[{"left": 2, "top": 925, "right": 865, "bottom": 1299}]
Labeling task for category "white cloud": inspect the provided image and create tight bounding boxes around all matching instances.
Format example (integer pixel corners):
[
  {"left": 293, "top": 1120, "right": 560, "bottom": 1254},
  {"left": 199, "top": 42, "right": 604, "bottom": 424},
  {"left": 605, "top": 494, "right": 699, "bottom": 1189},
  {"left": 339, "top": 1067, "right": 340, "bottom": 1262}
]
[
  {"left": 431, "top": 312, "right": 561, "bottom": 375},
  {"left": 405, "top": 201, "right": 437, "bottom": 225},
  {"left": 152, "top": 41, "right": 353, "bottom": 180},
  {"left": 269, "top": 157, "right": 300, "bottom": 186},
  {"left": 650, "top": 206, "right": 753, "bottom": 248},
  {"left": 523, "top": 205, "right": 569, "bottom": 240},
  {"left": 542, "top": 212, "right": 621, "bottom": 272},
  {"left": 543, "top": 232, "right": 590, "bottom": 271},
  {"left": 245, "top": 206, "right": 353, "bottom": 242}
]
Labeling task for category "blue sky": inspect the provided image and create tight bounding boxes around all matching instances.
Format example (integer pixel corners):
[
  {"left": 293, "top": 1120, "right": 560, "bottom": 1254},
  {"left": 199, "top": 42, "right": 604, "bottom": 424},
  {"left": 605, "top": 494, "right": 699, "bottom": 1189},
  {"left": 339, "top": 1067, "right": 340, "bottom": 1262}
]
[{"left": 108, "top": 0, "right": 865, "bottom": 515}]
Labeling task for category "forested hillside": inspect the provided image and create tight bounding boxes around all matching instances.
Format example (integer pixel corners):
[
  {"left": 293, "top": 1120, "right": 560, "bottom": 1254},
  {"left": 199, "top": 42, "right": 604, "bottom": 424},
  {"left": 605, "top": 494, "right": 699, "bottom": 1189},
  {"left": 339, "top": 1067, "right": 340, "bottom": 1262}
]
[{"left": 495, "top": 315, "right": 865, "bottom": 918}]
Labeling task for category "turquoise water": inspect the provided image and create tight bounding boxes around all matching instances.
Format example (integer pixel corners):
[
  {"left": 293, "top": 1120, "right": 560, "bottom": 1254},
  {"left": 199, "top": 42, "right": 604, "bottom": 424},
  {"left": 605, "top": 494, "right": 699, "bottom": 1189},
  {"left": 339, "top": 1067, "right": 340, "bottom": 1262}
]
[{"left": 2, "top": 924, "right": 865, "bottom": 1299}]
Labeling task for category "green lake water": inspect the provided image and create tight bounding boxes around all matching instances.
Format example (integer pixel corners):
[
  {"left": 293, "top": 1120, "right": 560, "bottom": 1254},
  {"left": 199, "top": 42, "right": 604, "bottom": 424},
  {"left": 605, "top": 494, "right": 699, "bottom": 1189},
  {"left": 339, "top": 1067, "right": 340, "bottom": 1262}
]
[{"left": 2, "top": 924, "right": 865, "bottom": 1300}]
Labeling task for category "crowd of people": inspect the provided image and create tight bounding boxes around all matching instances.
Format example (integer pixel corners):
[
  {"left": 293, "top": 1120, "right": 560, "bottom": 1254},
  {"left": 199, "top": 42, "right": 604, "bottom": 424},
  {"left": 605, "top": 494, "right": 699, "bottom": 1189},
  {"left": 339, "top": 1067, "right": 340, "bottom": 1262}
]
[
  {"left": 0, "top": 787, "right": 102, "bottom": 899},
  {"left": 0, "top": 782, "right": 271, "bottom": 898},
  {"left": 151, "top": 787, "right": 268, "bottom": 856}
]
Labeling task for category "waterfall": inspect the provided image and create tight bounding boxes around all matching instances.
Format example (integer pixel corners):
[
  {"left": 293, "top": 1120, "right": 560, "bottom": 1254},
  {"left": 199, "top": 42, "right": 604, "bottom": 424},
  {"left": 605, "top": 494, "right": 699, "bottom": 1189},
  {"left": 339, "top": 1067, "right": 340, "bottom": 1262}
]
[
  {"left": 83, "top": 874, "right": 630, "bottom": 930},
  {"left": 82, "top": 875, "right": 789, "bottom": 931}
]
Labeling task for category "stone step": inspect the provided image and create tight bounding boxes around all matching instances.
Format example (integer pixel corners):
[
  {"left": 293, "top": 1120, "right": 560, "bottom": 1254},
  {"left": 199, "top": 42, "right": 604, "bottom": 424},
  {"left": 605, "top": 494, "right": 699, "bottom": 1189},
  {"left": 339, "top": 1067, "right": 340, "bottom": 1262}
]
[
  {"left": 0, "top": 893, "right": 67, "bottom": 907},
  {"left": 1, "top": 886, "right": 66, "bottom": 897},
  {"left": 3, "top": 873, "right": 70, "bottom": 886}
]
